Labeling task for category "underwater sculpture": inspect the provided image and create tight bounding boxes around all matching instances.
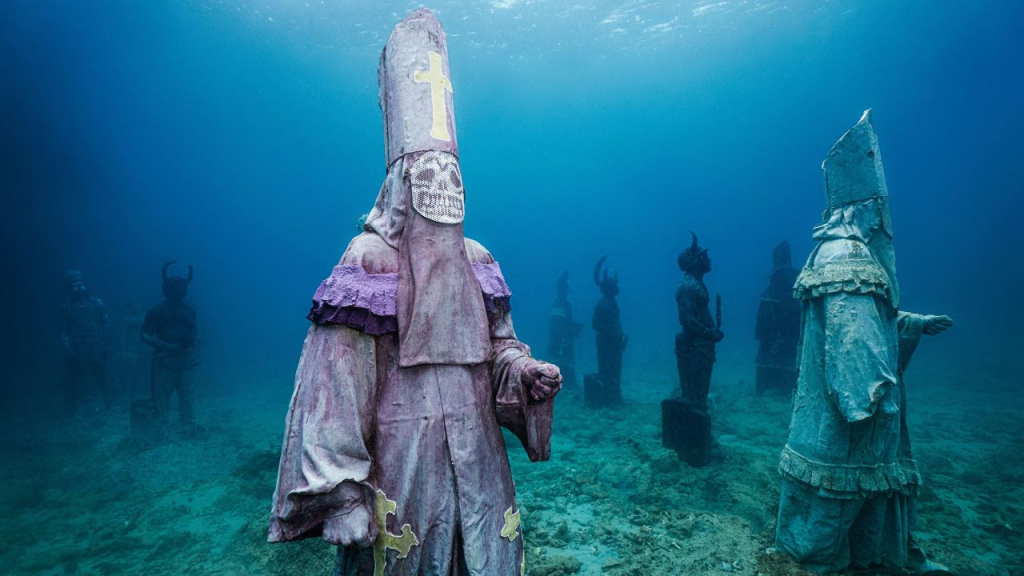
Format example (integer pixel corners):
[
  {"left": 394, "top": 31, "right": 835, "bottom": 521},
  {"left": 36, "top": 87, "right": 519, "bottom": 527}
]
[
  {"left": 60, "top": 269, "right": 112, "bottom": 413},
  {"left": 585, "top": 256, "right": 627, "bottom": 408},
  {"left": 547, "top": 272, "right": 582, "bottom": 388},
  {"left": 661, "top": 232, "right": 723, "bottom": 466},
  {"left": 140, "top": 261, "right": 200, "bottom": 436},
  {"left": 754, "top": 240, "right": 801, "bottom": 394},
  {"left": 267, "top": 10, "right": 561, "bottom": 576},
  {"left": 774, "top": 110, "right": 953, "bottom": 574}
]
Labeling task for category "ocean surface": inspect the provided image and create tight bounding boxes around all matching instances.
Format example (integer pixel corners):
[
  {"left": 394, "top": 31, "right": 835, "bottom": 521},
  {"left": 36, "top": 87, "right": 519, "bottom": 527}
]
[{"left": 2, "top": 1, "right": 1022, "bottom": 574}]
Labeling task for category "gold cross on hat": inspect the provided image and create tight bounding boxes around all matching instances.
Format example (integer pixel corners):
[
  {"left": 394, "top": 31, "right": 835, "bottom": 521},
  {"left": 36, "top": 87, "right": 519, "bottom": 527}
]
[{"left": 414, "top": 51, "right": 454, "bottom": 142}]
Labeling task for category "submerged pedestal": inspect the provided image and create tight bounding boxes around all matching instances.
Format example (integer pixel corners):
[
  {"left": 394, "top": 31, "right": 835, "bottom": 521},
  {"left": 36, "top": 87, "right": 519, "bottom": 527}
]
[{"left": 662, "top": 398, "right": 711, "bottom": 467}]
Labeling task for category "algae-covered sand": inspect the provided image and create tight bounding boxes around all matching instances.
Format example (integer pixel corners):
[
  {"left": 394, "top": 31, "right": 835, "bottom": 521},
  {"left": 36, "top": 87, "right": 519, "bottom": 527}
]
[{"left": 0, "top": 361, "right": 1019, "bottom": 575}]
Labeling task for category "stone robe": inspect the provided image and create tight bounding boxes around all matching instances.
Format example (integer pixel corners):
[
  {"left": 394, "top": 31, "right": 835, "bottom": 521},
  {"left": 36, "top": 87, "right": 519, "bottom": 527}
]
[
  {"left": 269, "top": 233, "right": 551, "bottom": 576},
  {"left": 755, "top": 267, "right": 800, "bottom": 393},
  {"left": 775, "top": 237, "right": 930, "bottom": 572}
]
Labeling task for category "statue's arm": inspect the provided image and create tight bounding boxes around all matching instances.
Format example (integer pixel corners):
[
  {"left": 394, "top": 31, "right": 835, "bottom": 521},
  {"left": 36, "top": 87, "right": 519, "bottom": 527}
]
[
  {"left": 823, "top": 291, "right": 899, "bottom": 422},
  {"left": 139, "top": 310, "right": 161, "bottom": 349},
  {"left": 896, "top": 311, "right": 952, "bottom": 374},
  {"left": 896, "top": 312, "right": 927, "bottom": 373},
  {"left": 490, "top": 310, "right": 557, "bottom": 462},
  {"left": 465, "top": 238, "right": 558, "bottom": 460},
  {"left": 268, "top": 324, "right": 379, "bottom": 546},
  {"left": 140, "top": 310, "right": 176, "bottom": 351}
]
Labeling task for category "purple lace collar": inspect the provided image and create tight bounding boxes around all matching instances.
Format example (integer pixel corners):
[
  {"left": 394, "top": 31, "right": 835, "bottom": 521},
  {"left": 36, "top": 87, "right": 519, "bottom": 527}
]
[{"left": 308, "top": 262, "right": 511, "bottom": 335}]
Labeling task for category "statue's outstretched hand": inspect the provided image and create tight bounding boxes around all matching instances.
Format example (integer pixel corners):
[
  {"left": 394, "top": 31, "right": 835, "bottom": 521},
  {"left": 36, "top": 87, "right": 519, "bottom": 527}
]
[
  {"left": 923, "top": 315, "right": 953, "bottom": 336},
  {"left": 523, "top": 360, "right": 562, "bottom": 402},
  {"left": 323, "top": 501, "right": 378, "bottom": 549}
]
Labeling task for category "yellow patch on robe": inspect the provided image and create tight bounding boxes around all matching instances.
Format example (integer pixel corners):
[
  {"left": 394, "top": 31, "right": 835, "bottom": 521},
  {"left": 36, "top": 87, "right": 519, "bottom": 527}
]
[
  {"left": 373, "top": 489, "right": 419, "bottom": 576},
  {"left": 501, "top": 505, "right": 521, "bottom": 542}
]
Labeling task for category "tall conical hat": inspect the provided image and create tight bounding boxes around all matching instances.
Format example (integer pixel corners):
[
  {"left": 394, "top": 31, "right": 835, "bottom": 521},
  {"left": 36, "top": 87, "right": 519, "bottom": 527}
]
[
  {"left": 822, "top": 109, "right": 888, "bottom": 209},
  {"left": 772, "top": 240, "right": 792, "bottom": 271},
  {"left": 379, "top": 9, "right": 459, "bottom": 168}
]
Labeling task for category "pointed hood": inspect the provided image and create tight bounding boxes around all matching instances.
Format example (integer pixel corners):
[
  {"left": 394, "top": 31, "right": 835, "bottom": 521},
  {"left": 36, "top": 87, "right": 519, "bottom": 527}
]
[
  {"left": 365, "top": 10, "right": 488, "bottom": 367},
  {"left": 822, "top": 109, "right": 888, "bottom": 209},
  {"left": 772, "top": 240, "right": 792, "bottom": 271},
  {"left": 367, "top": 9, "right": 466, "bottom": 245},
  {"left": 379, "top": 8, "right": 459, "bottom": 168},
  {"left": 811, "top": 110, "right": 899, "bottom": 308}
]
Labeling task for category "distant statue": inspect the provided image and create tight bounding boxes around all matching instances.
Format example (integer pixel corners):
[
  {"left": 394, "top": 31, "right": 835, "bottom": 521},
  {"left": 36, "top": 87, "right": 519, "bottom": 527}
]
[
  {"left": 674, "top": 231, "right": 723, "bottom": 407},
  {"left": 754, "top": 240, "right": 801, "bottom": 394},
  {"left": 60, "top": 269, "right": 112, "bottom": 414},
  {"left": 774, "top": 110, "right": 953, "bottom": 573},
  {"left": 662, "top": 232, "right": 723, "bottom": 466},
  {"left": 140, "top": 261, "right": 200, "bottom": 437},
  {"left": 585, "top": 256, "right": 627, "bottom": 407},
  {"left": 546, "top": 272, "right": 581, "bottom": 388}
]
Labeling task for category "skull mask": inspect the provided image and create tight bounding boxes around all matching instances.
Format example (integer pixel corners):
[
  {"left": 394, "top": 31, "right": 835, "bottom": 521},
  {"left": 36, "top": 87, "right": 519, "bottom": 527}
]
[{"left": 409, "top": 150, "right": 465, "bottom": 224}]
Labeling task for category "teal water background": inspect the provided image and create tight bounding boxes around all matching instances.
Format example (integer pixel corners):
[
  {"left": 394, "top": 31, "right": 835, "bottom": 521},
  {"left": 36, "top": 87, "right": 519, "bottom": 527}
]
[{"left": 4, "top": 0, "right": 1022, "bottom": 382}]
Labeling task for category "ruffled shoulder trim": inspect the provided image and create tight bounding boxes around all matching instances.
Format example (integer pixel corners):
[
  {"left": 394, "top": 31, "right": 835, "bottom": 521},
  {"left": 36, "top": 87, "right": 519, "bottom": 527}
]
[
  {"left": 307, "top": 265, "right": 399, "bottom": 335},
  {"left": 778, "top": 445, "right": 920, "bottom": 500},
  {"left": 472, "top": 262, "right": 512, "bottom": 315},
  {"left": 793, "top": 240, "right": 891, "bottom": 301},
  {"left": 307, "top": 261, "right": 512, "bottom": 333}
]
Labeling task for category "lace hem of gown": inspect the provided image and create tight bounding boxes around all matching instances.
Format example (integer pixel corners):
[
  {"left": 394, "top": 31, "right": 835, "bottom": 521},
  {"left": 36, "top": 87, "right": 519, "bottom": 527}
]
[{"left": 779, "top": 445, "right": 921, "bottom": 500}]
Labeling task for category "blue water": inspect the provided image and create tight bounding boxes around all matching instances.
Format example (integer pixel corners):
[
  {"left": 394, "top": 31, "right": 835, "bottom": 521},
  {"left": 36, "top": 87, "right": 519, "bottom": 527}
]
[{"left": 2, "top": 1, "right": 1022, "bottom": 574}]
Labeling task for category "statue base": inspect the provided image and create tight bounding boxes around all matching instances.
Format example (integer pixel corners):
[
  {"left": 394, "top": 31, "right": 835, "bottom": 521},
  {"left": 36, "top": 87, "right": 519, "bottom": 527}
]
[
  {"left": 755, "top": 366, "right": 797, "bottom": 394},
  {"left": 584, "top": 373, "right": 621, "bottom": 408},
  {"left": 661, "top": 398, "right": 711, "bottom": 467}
]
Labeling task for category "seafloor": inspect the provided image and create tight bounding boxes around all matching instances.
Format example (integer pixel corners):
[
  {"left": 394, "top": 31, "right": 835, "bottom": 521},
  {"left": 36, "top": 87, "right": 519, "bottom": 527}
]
[{"left": 1, "top": 359, "right": 1020, "bottom": 576}]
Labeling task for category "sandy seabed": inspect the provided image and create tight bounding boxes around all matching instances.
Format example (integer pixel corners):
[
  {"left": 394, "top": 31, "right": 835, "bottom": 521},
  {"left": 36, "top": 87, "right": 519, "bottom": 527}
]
[{"left": 1, "top": 361, "right": 1020, "bottom": 576}]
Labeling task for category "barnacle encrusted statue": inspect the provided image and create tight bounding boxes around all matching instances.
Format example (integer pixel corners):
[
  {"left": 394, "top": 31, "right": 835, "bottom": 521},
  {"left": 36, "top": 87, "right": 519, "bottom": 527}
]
[{"left": 774, "top": 110, "right": 953, "bottom": 574}]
